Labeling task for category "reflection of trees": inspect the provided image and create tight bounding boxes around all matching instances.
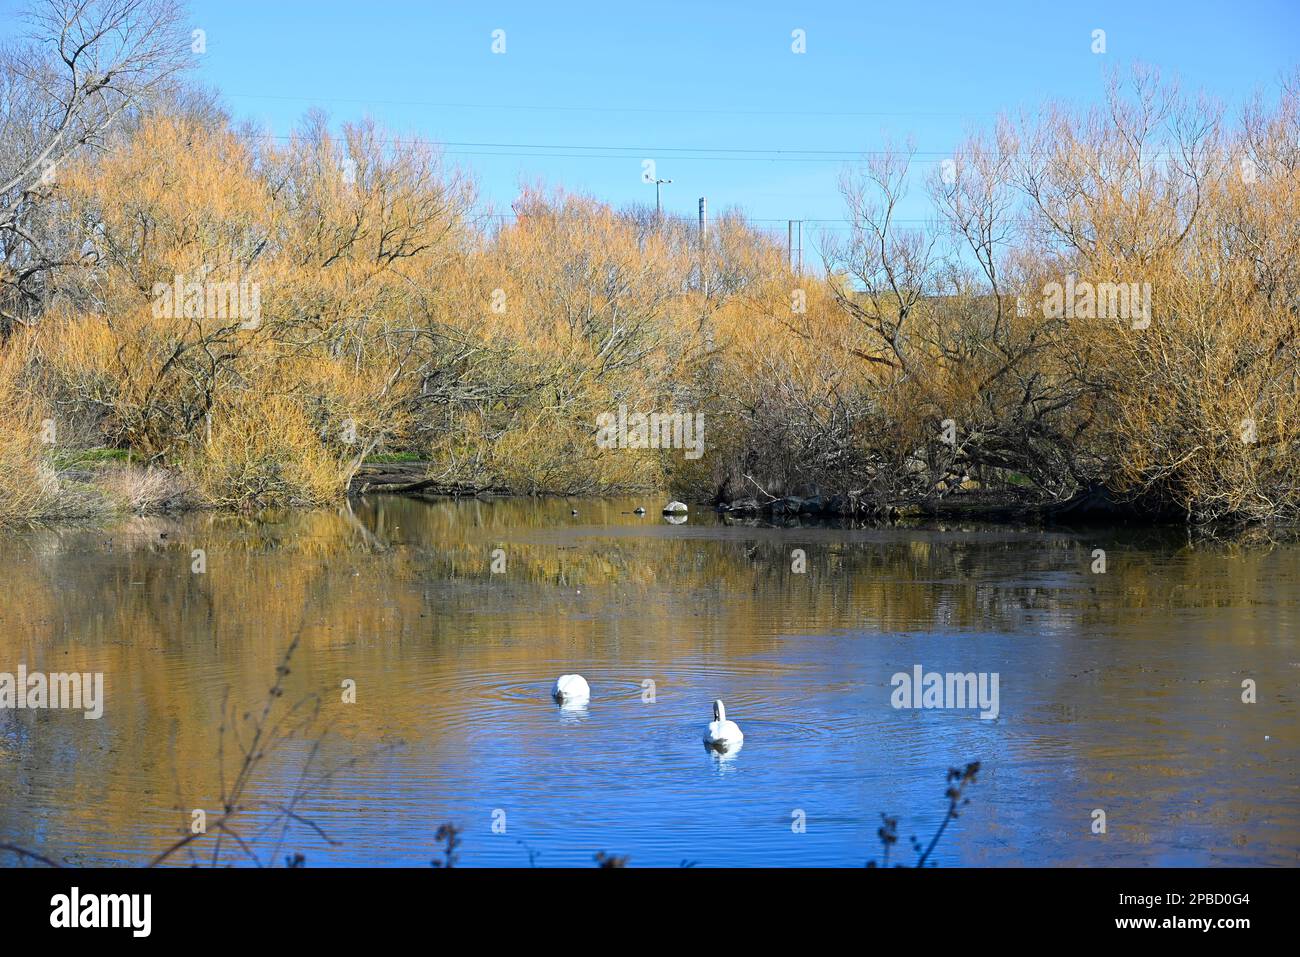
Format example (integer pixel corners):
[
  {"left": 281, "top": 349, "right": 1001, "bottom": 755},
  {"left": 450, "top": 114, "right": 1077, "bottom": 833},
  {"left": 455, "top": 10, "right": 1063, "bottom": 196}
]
[{"left": 0, "top": 498, "right": 1295, "bottom": 860}]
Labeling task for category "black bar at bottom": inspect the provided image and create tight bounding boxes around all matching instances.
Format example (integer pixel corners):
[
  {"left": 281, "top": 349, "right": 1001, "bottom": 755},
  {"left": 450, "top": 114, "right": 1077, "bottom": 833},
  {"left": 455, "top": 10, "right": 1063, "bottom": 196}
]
[{"left": 0, "top": 866, "right": 1285, "bottom": 943}]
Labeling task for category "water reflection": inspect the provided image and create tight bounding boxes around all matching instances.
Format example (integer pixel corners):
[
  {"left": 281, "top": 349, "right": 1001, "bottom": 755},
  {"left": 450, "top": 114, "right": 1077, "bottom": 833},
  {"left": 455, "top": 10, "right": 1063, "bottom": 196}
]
[
  {"left": 0, "top": 495, "right": 1296, "bottom": 866},
  {"left": 556, "top": 700, "right": 590, "bottom": 722}
]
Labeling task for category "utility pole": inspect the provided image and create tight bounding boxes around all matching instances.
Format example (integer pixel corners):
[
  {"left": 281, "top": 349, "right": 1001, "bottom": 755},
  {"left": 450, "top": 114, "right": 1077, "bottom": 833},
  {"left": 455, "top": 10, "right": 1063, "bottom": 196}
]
[
  {"left": 698, "top": 197, "right": 709, "bottom": 299},
  {"left": 797, "top": 219, "right": 803, "bottom": 274},
  {"left": 787, "top": 220, "right": 804, "bottom": 273},
  {"left": 787, "top": 220, "right": 793, "bottom": 269},
  {"left": 655, "top": 178, "right": 672, "bottom": 219}
]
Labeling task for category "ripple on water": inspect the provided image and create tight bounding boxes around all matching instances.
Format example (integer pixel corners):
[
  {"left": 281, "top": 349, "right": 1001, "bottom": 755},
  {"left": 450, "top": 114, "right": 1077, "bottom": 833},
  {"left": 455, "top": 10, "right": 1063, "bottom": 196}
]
[{"left": 7, "top": 497, "right": 1298, "bottom": 867}]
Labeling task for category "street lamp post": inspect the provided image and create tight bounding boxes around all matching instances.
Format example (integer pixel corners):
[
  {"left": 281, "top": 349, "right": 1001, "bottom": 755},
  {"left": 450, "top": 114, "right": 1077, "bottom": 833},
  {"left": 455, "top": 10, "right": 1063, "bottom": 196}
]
[{"left": 654, "top": 177, "right": 672, "bottom": 219}]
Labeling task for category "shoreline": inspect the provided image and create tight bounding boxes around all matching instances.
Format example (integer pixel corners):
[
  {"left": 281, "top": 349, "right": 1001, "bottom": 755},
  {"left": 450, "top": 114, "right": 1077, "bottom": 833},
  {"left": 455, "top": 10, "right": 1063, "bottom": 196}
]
[{"left": 7, "top": 457, "right": 1292, "bottom": 540}]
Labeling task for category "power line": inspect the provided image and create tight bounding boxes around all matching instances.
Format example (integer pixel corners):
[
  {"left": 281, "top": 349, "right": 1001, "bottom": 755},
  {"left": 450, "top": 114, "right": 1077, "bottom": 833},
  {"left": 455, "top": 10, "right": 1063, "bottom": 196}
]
[
  {"left": 437, "top": 140, "right": 950, "bottom": 156},
  {"left": 440, "top": 150, "right": 949, "bottom": 164},
  {"left": 472, "top": 211, "right": 934, "bottom": 227},
  {"left": 252, "top": 132, "right": 1197, "bottom": 164},
  {"left": 254, "top": 133, "right": 969, "bottom": 164},
  {"left": 226, "top": 91, "right": 997, "bottom": 120}
]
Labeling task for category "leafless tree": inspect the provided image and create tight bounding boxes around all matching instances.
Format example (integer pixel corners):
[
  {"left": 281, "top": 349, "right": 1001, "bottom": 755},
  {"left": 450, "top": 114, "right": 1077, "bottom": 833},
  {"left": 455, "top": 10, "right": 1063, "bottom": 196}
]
[{"left": 0, "top": 0, "right": 189, "bottom": 332}]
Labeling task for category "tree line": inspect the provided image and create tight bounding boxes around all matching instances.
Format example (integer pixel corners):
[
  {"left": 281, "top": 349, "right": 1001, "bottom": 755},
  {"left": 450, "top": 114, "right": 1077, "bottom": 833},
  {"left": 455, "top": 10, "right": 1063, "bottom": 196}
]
[{"left": 1, "top": 1, "right": 1297, "bottom": 526}]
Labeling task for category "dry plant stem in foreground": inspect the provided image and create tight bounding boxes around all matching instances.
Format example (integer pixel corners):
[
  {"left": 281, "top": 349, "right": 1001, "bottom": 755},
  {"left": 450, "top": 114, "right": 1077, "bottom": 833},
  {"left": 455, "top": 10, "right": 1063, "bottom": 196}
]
[
  {"left": 148, "top": 626, "right": 386, "bottom": 867},
  {"left": 869, "top": 762, "right": 981, "bottom": 868}
]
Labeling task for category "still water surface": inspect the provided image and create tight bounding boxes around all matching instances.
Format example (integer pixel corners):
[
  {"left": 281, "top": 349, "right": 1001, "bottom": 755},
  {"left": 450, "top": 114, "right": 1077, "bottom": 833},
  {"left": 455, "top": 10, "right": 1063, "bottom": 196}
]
[{"left": 1, "top": 496, "right": 1296, "bottom": 866}]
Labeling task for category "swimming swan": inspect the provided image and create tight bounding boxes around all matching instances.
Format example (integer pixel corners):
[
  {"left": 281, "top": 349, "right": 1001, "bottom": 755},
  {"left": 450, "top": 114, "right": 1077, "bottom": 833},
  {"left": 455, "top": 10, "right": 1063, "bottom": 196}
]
[
  {"left": 703, "top": 699, "right": 743, "bottom": 750},
  {"left": 552, "top": 674, "right": 590, "bottom": 703}
]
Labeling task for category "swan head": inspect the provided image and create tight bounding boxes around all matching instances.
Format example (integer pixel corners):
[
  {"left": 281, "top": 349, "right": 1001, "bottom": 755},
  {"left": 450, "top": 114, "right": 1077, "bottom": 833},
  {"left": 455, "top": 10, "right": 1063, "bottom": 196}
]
[{"left": 713, "top": 699, "right": 726, "bottom": 722}]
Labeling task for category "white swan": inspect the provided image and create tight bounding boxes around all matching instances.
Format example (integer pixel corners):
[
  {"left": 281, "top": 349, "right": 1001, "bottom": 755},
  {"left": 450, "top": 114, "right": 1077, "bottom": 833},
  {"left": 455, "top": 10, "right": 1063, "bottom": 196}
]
[
  {"left": 703, "top": 699, "right": 743, "bottom": 751},
  {"left": 552, "top": 674, "right": 590, "bottom": 704},
  {"left": 663, "top": 501, "right": 688, "bottom": 514}
]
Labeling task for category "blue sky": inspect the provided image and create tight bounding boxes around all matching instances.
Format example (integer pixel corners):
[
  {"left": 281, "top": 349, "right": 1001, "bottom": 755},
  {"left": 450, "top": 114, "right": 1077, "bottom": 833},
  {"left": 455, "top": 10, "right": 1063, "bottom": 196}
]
[{"left": 5, "top": 1, "right": 1298, "bottom": 235}]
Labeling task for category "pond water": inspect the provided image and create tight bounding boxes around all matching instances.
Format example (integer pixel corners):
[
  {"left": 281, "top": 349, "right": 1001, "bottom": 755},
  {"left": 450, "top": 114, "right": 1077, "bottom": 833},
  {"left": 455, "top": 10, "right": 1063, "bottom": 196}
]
[{"left": 1, "top": 496, "right": 1296, "bottom": 867}]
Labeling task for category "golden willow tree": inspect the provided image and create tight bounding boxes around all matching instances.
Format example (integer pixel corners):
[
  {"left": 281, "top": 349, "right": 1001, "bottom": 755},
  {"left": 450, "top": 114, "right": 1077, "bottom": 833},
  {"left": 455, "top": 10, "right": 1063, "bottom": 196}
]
[
  {"left": 0, "top": 63, "right": 1296, "bottom": 526},
  {"left": 22, "top": 110, "right": 478, "bottom": 508},
  {"left": 826, "top": 68, "right": 1300, "bottom": 524}
]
